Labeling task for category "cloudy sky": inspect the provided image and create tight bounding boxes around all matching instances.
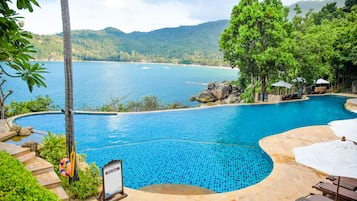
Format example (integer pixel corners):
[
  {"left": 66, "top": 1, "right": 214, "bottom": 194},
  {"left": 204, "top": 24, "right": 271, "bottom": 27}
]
[{"left": 18, "top": 0, "right": 300, "bottom": 35}]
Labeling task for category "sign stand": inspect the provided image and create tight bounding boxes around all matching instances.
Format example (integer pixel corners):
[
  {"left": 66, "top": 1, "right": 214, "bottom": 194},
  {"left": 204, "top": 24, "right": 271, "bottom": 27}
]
[{"left": 99, "top": 160, "right": 127, "bottom": 201}]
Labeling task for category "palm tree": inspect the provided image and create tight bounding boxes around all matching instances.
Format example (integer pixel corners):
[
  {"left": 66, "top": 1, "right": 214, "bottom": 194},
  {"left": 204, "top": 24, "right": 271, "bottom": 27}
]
[{"left": 60, "top": 0, "right": 78, "bottom": 183}]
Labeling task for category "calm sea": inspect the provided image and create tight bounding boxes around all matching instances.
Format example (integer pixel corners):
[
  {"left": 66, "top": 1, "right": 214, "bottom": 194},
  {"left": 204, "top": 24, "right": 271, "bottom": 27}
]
[{"left": 4, "top": 62, "right": 238, "bottom": 108}]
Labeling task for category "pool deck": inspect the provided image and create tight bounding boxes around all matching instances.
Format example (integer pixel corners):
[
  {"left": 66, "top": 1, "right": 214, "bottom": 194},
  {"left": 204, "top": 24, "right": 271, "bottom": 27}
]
[{"left": 1, "top": 93, "right": 357, "bottom": 201}]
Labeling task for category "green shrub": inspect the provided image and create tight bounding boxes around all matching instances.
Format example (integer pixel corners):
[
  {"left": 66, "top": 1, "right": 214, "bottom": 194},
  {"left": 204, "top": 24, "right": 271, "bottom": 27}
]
[
  {"left": 98, "top": 96, "right": 128, "bottom": 112},
  {"left": 127, "top": 95, "right": 160, "bottom": 111},
  {"left": 63, "top": 163, "right": 101, "bottom": 199},
  {"left": 39, "top": 132, "right": 67, "bottom": 173},
  {"left": 0, "top": 151, "right": 59, "bottom": 201},
  {"left": 90, "top": 95, "right": 188, "bottom": 112},
  {"left": 6, "top": 95, "right": 59, "bottom": 117},
  {"left": 126, "top": 95, "right": 188, "bottom": 112},
  {"left": 240, "top": 85, "right": 255, "bottom": 103},
  {"left": 39, "top": 132, "right": 102, "bottom": 200},
  {"left": 164, "top": 102, "right": 188, "bottom": 110}
]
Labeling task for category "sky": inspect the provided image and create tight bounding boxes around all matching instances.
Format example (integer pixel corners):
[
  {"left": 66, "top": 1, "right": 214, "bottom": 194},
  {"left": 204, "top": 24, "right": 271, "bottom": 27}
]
[{"left": 18, "top": 0, "right": 301, "bottom": 35}]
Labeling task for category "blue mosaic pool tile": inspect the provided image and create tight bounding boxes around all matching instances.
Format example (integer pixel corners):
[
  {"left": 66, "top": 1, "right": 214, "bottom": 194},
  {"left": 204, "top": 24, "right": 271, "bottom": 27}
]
[{"left": 84, "top": 140, "right": 273, "bottom": 193}]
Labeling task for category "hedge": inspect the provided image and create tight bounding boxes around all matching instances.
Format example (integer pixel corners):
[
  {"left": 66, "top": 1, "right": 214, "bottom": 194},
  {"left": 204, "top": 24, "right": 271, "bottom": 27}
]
[{"left": 0, "top": 151, "right": 59, "bottom": 201}]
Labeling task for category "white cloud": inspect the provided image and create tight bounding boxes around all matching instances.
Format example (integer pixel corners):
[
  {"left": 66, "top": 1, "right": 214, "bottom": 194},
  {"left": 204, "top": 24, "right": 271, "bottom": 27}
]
[{"left": 17, "top": 0, "right": 302, "bottom": 35}]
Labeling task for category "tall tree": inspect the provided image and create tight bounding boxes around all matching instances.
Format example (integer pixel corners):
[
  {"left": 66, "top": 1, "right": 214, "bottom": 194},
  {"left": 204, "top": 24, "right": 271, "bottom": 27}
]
[
  {"left": 344, "top": 0, "right": 357, "bottom": 12},
  {"left": 60, "top": 0, "right": 78, "bottom": 183},
  {"left": 290, "top": 11, "right": 333, "bottom": 84},
  {"left": 0, "top": 0, "right": 47, "bottom": 119},
  {"left": 220, "top": 0, "right": 293, "bottom": 101}
]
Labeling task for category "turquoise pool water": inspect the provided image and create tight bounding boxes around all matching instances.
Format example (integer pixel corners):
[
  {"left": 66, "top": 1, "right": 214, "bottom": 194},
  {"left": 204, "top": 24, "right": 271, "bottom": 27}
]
[{"left": 11, "top": 96, "right": 357, "bottom": 192}]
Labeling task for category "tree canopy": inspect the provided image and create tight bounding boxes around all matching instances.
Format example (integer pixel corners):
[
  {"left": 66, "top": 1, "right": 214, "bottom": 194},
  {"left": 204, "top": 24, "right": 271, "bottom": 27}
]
[
  {"left": 0, "top": 0, "right": 47, "bottom": 118},
  {"left": 220, "top": 0, "right": 357, "bottom": 101},
  {"left": 220, "top": 0, "right": 294, "bottom": 100}
]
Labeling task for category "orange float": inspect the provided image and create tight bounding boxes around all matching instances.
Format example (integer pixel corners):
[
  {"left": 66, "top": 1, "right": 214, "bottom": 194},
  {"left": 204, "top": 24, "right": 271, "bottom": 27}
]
[{"left": 59, "top": 158, "right": 71, "bottom": 177}]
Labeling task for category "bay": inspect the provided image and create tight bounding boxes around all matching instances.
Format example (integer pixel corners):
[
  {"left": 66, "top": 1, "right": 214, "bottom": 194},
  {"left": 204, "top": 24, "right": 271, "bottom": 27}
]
[{"left": 4, "top": 62, "right": 238, "bottom": 108}]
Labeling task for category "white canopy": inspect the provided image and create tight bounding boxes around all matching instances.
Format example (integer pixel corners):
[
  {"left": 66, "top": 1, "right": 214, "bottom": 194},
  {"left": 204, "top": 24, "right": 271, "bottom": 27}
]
[
  {"left": 292, "top": 77, "right": 306, "bottom": 83},
  {"left": 316, "top": 78, "right": 330, "bottom": 84},
  {"left": 294, "top": 140, "right": 357, "bottom": 178},
  {"left": 271, "top": 80, "right": 292, "bottom": 89},
  {"left": 329, "top": 118, "right": 357, "bottom": 142}
]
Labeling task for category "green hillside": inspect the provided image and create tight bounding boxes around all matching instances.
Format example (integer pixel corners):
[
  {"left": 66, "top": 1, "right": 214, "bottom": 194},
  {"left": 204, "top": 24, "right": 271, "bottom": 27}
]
[
  {"left": 30, "top": 20, "right": 229, "bottom": 66},
  {"left": 29, "top": 0, "right": 345, "bottom": 65}
]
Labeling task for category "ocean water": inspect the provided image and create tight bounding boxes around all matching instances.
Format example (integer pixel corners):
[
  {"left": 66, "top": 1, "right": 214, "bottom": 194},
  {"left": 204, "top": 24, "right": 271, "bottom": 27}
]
[{"left": 4, "top": 62, "right": 238, "bottom": 108}]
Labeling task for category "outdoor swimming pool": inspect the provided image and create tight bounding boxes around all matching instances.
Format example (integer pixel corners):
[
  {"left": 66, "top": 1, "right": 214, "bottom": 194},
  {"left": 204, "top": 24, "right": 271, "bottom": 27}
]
[{"left": 10, "top": 96, "right": 357, "bottom": 193}]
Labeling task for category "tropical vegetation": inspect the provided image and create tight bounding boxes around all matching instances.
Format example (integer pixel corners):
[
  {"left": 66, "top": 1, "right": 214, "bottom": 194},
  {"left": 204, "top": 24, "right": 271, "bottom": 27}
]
[
  {"left": 39, "top": 133, "right": 101, "bottom": 200},
  {"left": 5, "top": 95, "right": 187, "bottom": 118},
  {"left": 5, "top": 95, "right": 59, "bottom": 117},
  {"left": 0, "top": 151, "right": 60, "bottom": 201},
  {"left": 0, "top": 0, "right": 47, "bottom": 119},
  {"left": 220, "top": 0, "right": 357, "bottom": 102}
]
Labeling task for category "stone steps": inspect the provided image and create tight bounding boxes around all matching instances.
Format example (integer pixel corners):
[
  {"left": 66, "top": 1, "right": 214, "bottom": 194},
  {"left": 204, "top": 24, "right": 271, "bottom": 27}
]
[
  {"left": 0, "top": 131, "right": 17, "bottom": 141},
  {"left": 25, "top": 156, "right": 54, "bottom": 175},
  {"left": 0, "top": 142, "right": 69, "bottom": 201},
  {"left": 0, "top": 142, "right": 30, "bottom": 157},
  {"left": 37, "top": 171, "right": 62, "bottom": 189},
  {"left": 50, "top": 186, "right": 71, "bottom": 201},
  {"left": 17, "top": 151, "right": 36, "bottom": 163}
]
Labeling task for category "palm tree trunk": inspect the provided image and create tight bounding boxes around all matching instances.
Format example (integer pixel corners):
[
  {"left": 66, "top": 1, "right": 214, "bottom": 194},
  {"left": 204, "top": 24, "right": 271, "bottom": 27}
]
[{"left": 60, "top": 0, "right": 78, "bottom": 183}]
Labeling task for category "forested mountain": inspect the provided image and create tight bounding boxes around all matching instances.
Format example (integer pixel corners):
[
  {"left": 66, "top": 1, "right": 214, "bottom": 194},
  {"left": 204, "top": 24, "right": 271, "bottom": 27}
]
[
  {"left": 30, "top": 0, "right": 347, "bottom": 66},
  {"left": 30, "top": 20, "right": 229, "bottom": 65}
]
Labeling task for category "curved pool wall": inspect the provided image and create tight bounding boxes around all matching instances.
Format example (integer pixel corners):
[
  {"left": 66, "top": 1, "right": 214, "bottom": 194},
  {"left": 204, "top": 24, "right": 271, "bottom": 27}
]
[{"left": 11, "top": 96, "right": 357, "bottom": 193}]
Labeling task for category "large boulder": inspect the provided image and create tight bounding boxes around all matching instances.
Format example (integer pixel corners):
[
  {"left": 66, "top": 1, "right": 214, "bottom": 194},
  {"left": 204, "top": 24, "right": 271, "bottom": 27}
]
[
  {"left": 22, "top": 140, "right": 38, "bottom": 152},
  {"left": 9, "top": 125, "right": 21, "bottom": 134},
  {"left": 194, "top": 81, "right": 241, "bottom": 104},
  {"left": 207, "top": 82, "right": 232, "bottom": 100},
  {"left": 197, "top": 90, "right": 217, "bottom": 103},
  {"left": 222, "top": 94, "right": 240, "bottom": 104},
  {"left": 352, "top": 80, "right": 357, "bottom": 94},
  {"left": 19, "top": 127, "right": 33, "bottom": 136}
]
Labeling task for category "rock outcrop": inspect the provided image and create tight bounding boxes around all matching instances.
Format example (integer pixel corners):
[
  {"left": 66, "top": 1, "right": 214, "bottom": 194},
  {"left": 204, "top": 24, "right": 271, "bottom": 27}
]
[
  {"left": 9, "top": 125, "right": 34, "bottom": 136},
  {"left": 192, "top": 81, "right": 241, "bottom": 105}
]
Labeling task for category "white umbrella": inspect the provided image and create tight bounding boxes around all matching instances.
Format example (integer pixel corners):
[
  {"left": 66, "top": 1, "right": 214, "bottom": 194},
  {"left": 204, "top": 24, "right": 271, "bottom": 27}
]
[
  {"left": 292, "top": 77, "right": 306, "bottom": 83},
  {"left": 293, "top": 140, "right": 357, "bottom": 201},
  {"left": 271, "top": 80, "right": 292, "bottom": 89},
  {"left": 316, "top": 78, "right": 330, "bottom": 84},
  {"left": 329, "top": 118, "right": 357, "bottom": 142}
]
